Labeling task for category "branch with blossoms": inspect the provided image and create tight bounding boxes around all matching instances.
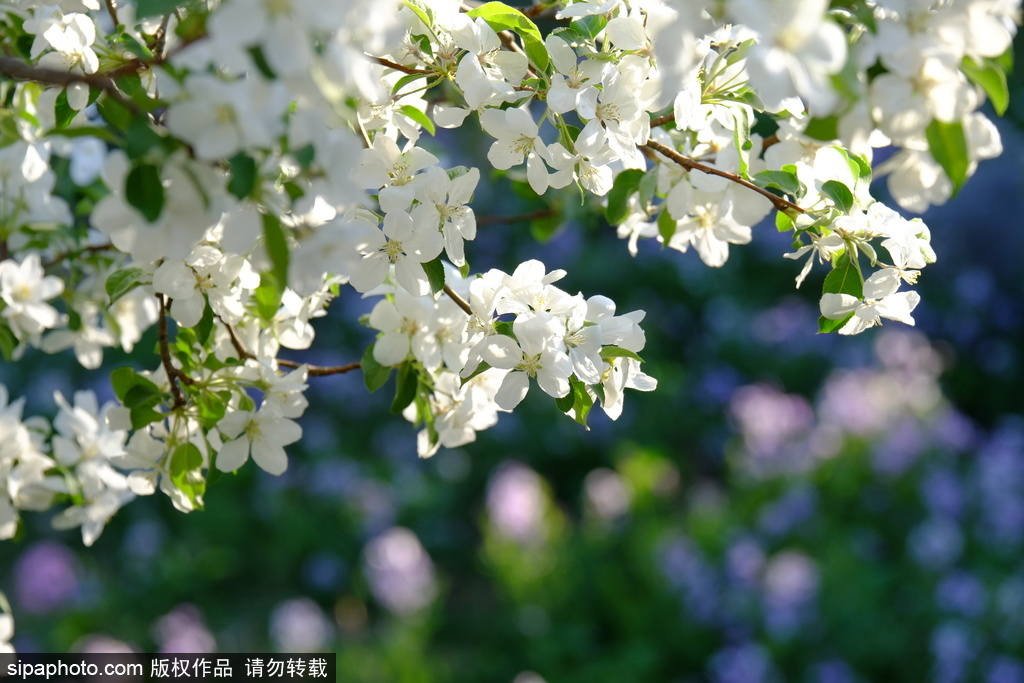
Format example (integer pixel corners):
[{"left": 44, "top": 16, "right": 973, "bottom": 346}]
[{"left": 0, "top": 0, "right": 1015, "bottom": 593}]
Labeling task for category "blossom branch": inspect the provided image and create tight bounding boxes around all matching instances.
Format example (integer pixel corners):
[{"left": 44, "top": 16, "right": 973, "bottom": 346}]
[
  {"left": 641, "top": 138, "right": 807, "bottom": 215},
  {"left": 157, "top": 294, "right": 194, "bottom": 409},
  {"left": 221, "top": 317, "right": 360, "bottom": 377},
  {"left": 104, "top": 0, "right": 119, "bottom": 27}
]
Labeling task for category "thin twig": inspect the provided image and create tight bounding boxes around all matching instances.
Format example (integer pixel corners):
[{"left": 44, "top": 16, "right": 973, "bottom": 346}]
[
  {"left": 475, "top": 207, "right": 558, "bottom": 226},
  {"left": 41, "top": 242, "right": 115, "bottom": 270},
  {"left": 157, "top": 294, "right": 193, "bottom": 409},
  {"left": 369, "top": 55, "right": 433, "bottom": 75},
  {"left": 0, "top": 58, "right": 141, "bottom": 115},
  {"left": 222, "top": 317, "right": 360, "bottom": 377},
  {"left": 443, "top": 285, "right": 473, "bottom": 315},
  {"left": 104, "top": 0, "right": 119, "bottom": 27},
  {"left": 641, "top": 138, "right": 807, "bottom": 215}
]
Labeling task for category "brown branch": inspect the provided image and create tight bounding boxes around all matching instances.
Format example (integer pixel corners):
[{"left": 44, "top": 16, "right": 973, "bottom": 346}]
[
  {"left": 277, "top": 359, "right": 361, "bottom": 377},
  {"left": 443, "top": 285, "right": 473, "bottom": 316},
  {"left": 222, "top": 317, "right": 360, "bottom": 377},
  {"left": 104, "top": 0, "right": 119, "bottom": 27},
  {"left": 368, "top": 55, "right": 433, "bottom": 75},
  {"left": 650, "top": 113, "right": 675, "bottom": 128},
  {"left": 0, "top": 57, "right": 141, "bottom": 115},
  {"left": 42, "top": 242, "right": 115, "bottom": 270},
  {"left": 476, "top": 207, "right": 558, "bottom": 226},
  {"left": 157, "top": 294, "right": 194, "bottom": 409},
  {"left": 641, "top": 138, "right": 807, "bottom": 215}
]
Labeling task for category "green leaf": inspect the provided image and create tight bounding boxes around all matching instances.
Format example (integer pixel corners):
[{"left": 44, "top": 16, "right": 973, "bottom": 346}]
[
  {"left": 962, "top": 56, "right": 1010, "bottom": 116},
  {"left": 391, "top": 362, "right": 417, "bottom": 415},
  {"left": 599, "top": 346, "right": 644, "bottom": 363},
  {"left": 422, "top": 257, "right": 446, "bottom": 295},
  {"left": 775, "top": 210, "right": 794, "bottom": 233},
  {"left": 261, "top": 213, "right": 290, "bottom": 291},
  {"left": 567, "top": 377, "right": 593, "bottom": 428},
  {"left": 657, "top": 207, "right": 675, "bottom": 244},
  {"left": 53, "top": 88, "right": 80, "bottom": 130},
  {"left": 605, "top": 169, "right": 645, "bottom": 224},
  {"left": 402, "top": 0, "right": 434, "bottom": 29},
  {"left": 124, "top": 117, "right": 164, "bottom": 159},
  {"left": 136, "top": 0, "right": 187, "bottom": 19},
  {"left": 0, "top": 323, "right": 16, "bottom": 361},
  {"left": 925, "top": 119, "right": 969, "bottom": 196},
  {"left": 821, "top": 180, "right": 854, "bottom": 213},
  {"left": 804, "top": 116, "right": 839, "bottom": 142},
  {"left": 393, "top": 73, "right": 429, "bottom": 94},
  {"left": 530, "top": 210, "right": 563, "bottom": 243},
  {"left": 555, "top": 390, "right": 575, "bottom": 413},
  {"left": 97, "top": 94, "right": 133, "bottom": 132},
  {"left": 398, "top": 104, "right": 436, "bottom": 136},
  {"left": 110, "top": 366, "right": 162, "bottom": 403},
  {"left": 753, "top": 169, "right": 803, "bottom": 197},
  {"left": 227, "top": 152, "right": 257, "bottom": 200},
  {"left": 125, "top": 163, "right": 164, "bottom": 222},
  {"left": 105, "top": 267, "right": 147, "bottom": 304},
  {"left": 638, "top": 170, "right": 658, "bottom": 211},
  {"left": 254, "top": 272, "right": 284, "bottom": 321},
  {"left": 169, "top": 442, "right": 205, "bottom": 509},
  {"left": 362, "top": 343, "right": 394, "bottom": 393},
  {"left": 467, "top": 1, "right": 550, "bottom": 72},
  {"left": 822, "top": 250, "right": 863, "bottom": 298},
  {"left": 173, "top": 430, "right": 205, "bottom": 470},
  {"left": 44, "top": 125, "right": 120, "bottom": 146},
  {"left": 193, "top": 298, "right": 215, "bottom": 345},
  {"left": 731, "top": 106, "right": 752, "bottom": 177},
  {"left": 574, "top": 13, "right": 607, "bottom": 41},
  {"left": 817, "top": 313, "right": 854, "bottom": 334}
]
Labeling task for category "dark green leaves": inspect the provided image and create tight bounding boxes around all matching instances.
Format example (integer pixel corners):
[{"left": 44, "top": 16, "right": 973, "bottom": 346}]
[
  {"left": 105, "top": 267, "right": 147, "bottom": 304},
  {"left": 925, "top": 119, "right": 969, "bottom": 197},
  {"left": 817, "top": 250, "right": 863, "bottom": 334},
  {"left": 136, "top": 0, "right": 188, "bottom": 19},
  {"left": 126, "top": 163, "right": 164, "bottom": 223},
  {"left": 362, "top": 344, "right": 394, "bottom": 393},
  {"left": 227, "top": 152, "right": 258, "bottom": 200},
  {"left": 961, "top": 55, "right": 1010, "bottom": 116},
  {"left": 111, "top": 367, "right": 167, "bottom": 428},
  {"left": 605, "top": 169, "right": 646, "bottom": 225},
  {"left": 821, "top": 180, "right": 854, "bottom": 214},
  {"left": 422, "top": 257, "right": 446, "bottom": 295}
]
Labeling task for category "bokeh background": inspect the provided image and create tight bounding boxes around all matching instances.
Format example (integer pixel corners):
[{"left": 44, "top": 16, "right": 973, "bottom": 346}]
[{"left": 3, "top": 29, "right": 1024, "bottom": 683}]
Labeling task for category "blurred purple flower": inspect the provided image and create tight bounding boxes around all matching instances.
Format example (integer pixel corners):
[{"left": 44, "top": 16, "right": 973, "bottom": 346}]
[
  {"left": 809, "top": 659, "right": 858, "bottom": 683},
  {"left": 921, "top": 468, "right": 965, "bottom": 519},
  {"left": 987, "top": 656, "right": 1024, "bottom": 683},
  {"left": 936, "top": 572, "right": 987, "bottom": 619},
  {"left": 658, "top": 537, "right": 719, "bottom": 624},
  {"left": 486, "top": 462, "right": 547, "bottom": 544},
  {"left": 14, "top": 540, "right": 80, "bottom": 614},
  {"left": 152, "top": 604, "right": 216, "bottom": 653},
  {"left": 758, "top": 486, "right": 817, "bottom": 538},
  {"left": 730, "top": 384, "right": 813, "bottom": 460},
  {"left": 363, "top": 527, "right": 437, "bottom": 616},
  {"left": 931, "top": 621, "right": 976, "bottom": 683},
  {"left": 269, "top": 597, "right": 333, "bottom": 651},
  {"left": 872, "top": 418, "right": 926, "bottom": 476},
  {"left": 584, "top": 468, "right": 631, "bottom": 520},
  {"left": 726, "top": 537, "right": 765, "bottom": 585},
  {"left": 709, "top": 643, "right": 776, "bottom": 683},
  {"left": 908, "top": 517, "right": 963, "bottom": 569}
]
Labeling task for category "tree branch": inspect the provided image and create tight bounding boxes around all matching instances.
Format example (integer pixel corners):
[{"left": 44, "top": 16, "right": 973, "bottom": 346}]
[
  {"left": 475, "top": 207, "right": 558, "bottom": 226},
  {"left": 0, "top": 58, "right": 141, "bottom": 115},
  {"left": 368, "top": 55, "right": 433, "bottom": 75},
  {"left": 443, "top": 285, "right": 473, "bottom": 315},
  {"left": 104, "top": 0, "right": 119, "bottom": 27},
  {"left": 649, "top": 113, "right": 675, "bottom": 128},
  {"left": 222, "top": 317, "right": 360, "bottom": 377},
  {"left": 641, "top": 138, "right": 807, "bottom": 215},
  {"left": 157, "top": 294, "right": 193, "bottom": 409}
]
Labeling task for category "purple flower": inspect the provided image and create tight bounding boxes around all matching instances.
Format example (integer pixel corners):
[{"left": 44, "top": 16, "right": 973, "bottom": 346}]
[{"left": 14, "top": 541, "right": 80, "bottom": 614}]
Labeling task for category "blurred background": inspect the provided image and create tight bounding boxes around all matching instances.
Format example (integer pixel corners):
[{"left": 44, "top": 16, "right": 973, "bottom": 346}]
[{"left": 3, "top": 31, "right": 1024, "bottom": 683}]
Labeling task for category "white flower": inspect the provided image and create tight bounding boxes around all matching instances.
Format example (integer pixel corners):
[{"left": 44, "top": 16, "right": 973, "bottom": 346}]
[
  {"left": 820, "top": 269, "right": 921, "bottom": 335},
  {"left": 479, "top": 107, "right": 552, "bottom": 195},
  {"left": 0, "top": 254, "right": 64, "bottom": 339},
  {"left": 216, "top": 408, "right": 302, "bottom": 476},
  {"left": 410, "top": 166, "right": 479, "bottom": 267},
  {"left": 481, "top": 313, "right": 573, "bottom": 410},
  {"left": 665, "top": 193, "right": 752, "bottom": 267},
  {"left": 349, "top": 210, "right": 444, "bottom": 296}
]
